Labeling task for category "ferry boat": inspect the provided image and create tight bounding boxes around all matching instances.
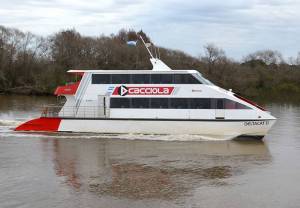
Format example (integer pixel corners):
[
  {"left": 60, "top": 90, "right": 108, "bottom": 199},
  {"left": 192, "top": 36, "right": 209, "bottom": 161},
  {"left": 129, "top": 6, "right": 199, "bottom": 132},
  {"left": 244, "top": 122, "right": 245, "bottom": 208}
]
[{"left": 15, "top": 38, "right": 276, "bottom": 140}]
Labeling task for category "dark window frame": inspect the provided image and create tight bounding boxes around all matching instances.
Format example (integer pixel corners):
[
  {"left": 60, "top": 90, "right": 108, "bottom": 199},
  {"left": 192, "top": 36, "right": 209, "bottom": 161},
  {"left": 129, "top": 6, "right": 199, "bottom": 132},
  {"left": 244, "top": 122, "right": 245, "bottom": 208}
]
[
  {"left": 92, "top": 74, "right": 111, "bottom": 84},
  {"left": 131, "top": 74, "right": 151, "bottom": 84},
  {"left": 111, "top": 74, "right": 131, "bottom": 84},
  {"left": 92, "top": 73, "right": 202, "bottom": 84},
  {"left": 131, "top": 98, "right": 150, "bottom": 108},
  {"left": 169, "top": 98, "right": 189, "bottom": 109},
  {"left": 110, "top": 98, "right": 251, "bottom": 109},
  {"left": 190, "top": 98, "right": 211, "bottom": 109}
]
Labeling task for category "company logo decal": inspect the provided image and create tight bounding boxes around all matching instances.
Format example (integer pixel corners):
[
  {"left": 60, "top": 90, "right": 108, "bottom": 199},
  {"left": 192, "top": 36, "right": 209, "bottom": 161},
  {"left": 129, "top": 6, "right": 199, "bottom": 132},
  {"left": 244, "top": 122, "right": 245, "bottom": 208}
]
[
  {"left": 112, "top": 85, "right": 174, "bottom": 96},
  {"left": 118, "top": 85, "right": 129, "bottom": 96}
]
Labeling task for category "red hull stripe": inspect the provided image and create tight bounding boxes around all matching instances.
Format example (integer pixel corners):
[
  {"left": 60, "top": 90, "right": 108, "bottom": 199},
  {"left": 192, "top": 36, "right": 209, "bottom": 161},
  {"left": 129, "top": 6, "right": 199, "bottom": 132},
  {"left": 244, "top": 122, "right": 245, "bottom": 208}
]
[{"left": 15, "top": 118, "right": 61, "bottom": 132}]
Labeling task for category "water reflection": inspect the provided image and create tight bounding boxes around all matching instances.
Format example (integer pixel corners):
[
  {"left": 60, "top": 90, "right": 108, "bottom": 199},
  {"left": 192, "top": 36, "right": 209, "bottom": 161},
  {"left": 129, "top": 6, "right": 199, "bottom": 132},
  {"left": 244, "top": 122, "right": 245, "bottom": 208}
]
[{"left": 48, "top": 138, "right": 271, "bottom": 200}]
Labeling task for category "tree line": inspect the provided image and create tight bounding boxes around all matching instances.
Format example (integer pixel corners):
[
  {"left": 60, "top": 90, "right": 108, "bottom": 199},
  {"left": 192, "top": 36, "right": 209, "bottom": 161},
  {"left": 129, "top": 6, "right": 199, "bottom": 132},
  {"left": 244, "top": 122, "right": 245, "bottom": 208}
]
[{"left": 0, "top": 25, "right": 299, "bottom": 101}]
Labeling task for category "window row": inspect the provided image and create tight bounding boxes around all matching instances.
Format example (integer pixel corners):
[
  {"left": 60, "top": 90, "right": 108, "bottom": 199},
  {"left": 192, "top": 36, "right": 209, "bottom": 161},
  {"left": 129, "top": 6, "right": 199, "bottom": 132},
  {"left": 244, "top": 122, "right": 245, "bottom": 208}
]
[
  {"left": 110, "top": 98, "right": 251, "bottom": 109},
  {"left": 92, "top": 73, "right": 201, "bottom": 84}
]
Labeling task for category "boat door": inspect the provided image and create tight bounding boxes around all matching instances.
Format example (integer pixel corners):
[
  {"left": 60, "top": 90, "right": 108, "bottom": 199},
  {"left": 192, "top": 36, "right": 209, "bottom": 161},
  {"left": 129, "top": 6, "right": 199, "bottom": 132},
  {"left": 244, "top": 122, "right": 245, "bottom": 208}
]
[
  {"left": 98, "top": 95, "right": 110, "bottom": 118},
  {"left": 215, "top": 98, "right": 225, "bottom": 119}
]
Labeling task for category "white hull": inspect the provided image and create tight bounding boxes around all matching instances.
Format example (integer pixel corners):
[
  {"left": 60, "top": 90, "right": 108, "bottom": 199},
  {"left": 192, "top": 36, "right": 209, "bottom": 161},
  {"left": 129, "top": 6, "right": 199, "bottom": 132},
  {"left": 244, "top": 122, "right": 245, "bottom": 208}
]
[
  {"left": 58, "top": 119, "right": 276, "bottom": 140},
  {"left": 15, "top": 63, "right": 277, "bottom": 140}
]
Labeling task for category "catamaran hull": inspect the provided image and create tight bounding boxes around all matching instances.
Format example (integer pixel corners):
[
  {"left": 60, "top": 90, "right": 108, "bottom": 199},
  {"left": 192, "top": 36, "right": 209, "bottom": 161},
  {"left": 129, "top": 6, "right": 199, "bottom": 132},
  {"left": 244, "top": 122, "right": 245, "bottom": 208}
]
[{"left": 15, "top": 117, "right": 276, "bottom": 140}]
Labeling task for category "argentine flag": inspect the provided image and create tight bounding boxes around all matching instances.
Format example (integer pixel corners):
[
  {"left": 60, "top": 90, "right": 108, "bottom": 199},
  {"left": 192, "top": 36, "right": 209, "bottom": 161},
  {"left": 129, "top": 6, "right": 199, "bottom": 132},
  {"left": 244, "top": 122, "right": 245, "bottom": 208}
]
[{"left": 127, "top": 40, "right": 137, "bottom": 47}]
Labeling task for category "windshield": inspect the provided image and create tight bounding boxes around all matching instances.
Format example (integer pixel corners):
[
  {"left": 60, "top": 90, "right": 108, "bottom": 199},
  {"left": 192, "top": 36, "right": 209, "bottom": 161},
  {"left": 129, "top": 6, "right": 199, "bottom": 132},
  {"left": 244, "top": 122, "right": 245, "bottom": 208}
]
[{"left": 193, "top": 72, "right": 215, "bottom": 85}]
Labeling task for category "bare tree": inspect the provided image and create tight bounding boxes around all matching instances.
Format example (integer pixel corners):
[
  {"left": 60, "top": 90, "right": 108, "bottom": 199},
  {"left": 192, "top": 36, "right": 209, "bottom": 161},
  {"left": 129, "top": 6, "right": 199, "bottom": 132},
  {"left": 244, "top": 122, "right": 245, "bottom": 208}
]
[
  {"left": 244, "top": 50, "right": 285, "bottom": 65},
  {"left": 200, "top": 43, "right": 227, "bottom": 75}
]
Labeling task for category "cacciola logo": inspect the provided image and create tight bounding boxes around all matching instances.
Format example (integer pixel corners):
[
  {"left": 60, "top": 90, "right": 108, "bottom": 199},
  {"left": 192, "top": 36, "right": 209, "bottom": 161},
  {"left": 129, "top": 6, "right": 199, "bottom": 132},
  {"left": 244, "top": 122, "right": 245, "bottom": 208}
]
[
  {"left": 118, "top": 85, "right": 129, "bottom": 96},
  {"left": 113, "top": 85, "right": 174, "bottom": 96}
]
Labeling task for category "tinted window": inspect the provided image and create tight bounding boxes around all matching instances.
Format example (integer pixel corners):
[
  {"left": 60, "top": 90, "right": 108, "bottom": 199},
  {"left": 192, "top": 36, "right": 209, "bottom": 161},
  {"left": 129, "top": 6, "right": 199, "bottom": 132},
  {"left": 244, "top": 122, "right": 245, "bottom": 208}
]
[
  {"left": 110, "top": 98, "right": 130, "bottom": 108},
  {"left": 236, "top": 102, "right": 250, "bottom": 109},
  {"left": 150, "top": 98, "right": 169, "bottom": 109},
  {"left": 169, "top": 98, "right": 189, "bottom": 109},
  {"left": 174, "top": 74, "right": 199, "bottom": 84},
  {"left": 92, "top": 73, "right": 201, "bottom": 84},
  {"left": 111, "top": 74, "right": 130, "bottom": 84},
  {"left": 216, "top": 99, "right": 224, "bottom": 109},
  {"left": 131, "top": 98, "right": 150, "bottom": 108},
  {"left": 224, "top": 99, "right": 236, "bottom": 109},
  {"left": 190, "top": 98, "right": 211, "bottom": 109},
  {"left": 151, "top": 74, "right": 173, "bottom": 84},
  {"left": 131, "top": 74, "right": 151, "bottom": 84},
  {"left": 92, "top": 74, "right": 111, "bottom": 84},
  {"left": 161, "top": 74, "right": 173, "bottom": 83},
  {"left": 225, "top": 99, "right": 250, "bottom": 109},
  {"left": 110, "top": 98, "right": 249, "bottom": 109},
  {"left": 150, "top": 74, "right": 161, "bottom": 84}
]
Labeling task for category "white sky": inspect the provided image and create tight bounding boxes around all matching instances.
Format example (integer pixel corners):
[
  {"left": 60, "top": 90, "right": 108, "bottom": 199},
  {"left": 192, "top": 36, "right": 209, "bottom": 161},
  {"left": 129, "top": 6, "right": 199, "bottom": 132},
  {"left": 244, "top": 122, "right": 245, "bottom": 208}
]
[{"left": 1, "top": 0, "right": 300, "bottom": 59}]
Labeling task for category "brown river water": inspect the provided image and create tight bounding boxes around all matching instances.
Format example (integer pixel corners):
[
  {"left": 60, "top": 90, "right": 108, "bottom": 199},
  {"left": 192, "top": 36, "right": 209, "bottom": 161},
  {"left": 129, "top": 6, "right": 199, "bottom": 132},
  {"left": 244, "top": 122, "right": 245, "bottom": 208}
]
[{"left": 0, "top": 95, "right": 300, "bottom": 208}]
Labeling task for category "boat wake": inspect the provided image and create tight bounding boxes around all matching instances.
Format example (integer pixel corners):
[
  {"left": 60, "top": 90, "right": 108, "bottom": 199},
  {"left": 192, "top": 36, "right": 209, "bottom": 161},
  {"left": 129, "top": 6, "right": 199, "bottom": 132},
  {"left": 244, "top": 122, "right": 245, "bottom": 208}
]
[
  {"left": 0, "top": 119, "right": 23, "bottom": 127},
  {"left": 4, "top": 132, "right": 233, "bottom": 141}
]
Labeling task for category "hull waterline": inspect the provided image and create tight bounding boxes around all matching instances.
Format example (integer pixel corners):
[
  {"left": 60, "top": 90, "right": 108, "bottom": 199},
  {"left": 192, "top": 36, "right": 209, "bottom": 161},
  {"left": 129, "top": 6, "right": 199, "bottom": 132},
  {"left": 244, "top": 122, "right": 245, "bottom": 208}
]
[{"left": 15, "top": 117, "right": 276, "bottom": 140}]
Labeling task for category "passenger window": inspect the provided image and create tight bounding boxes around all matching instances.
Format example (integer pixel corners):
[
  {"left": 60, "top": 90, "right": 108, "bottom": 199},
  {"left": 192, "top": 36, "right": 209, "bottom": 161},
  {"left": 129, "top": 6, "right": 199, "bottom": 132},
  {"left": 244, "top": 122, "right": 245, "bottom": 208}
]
[
  {"left": 174, "top": 74, "right": 199, "bottom": 84},
  {"left": 110, "top": 98, "right": 130, "bottom": 108},
  {"left": 92, "top": 73, "right": 201, "bottom": 84},
  {"left": 150, "top": 98, "right": 169, "bottom": 109},
  {"left": 151, "top": 74, "right": 173, "bottom": 84},
  {"left": 236, "top": 102, "right": 251, "bottom": 109},
  {"left": 161, "top": 74, "right": 173, "bottom": 83},
  {"left": 190, "top": 98, "right": 211, "bottom": 109},
  {"left": 111, "top": 74, "right": 130, "bottom": 84},
  {"left": 92, "top": 74, "right": 111, "bottom": 84},
  {"left": 173, "top": 74, "right": 183, "bottom": 84},
  {"left": 110, "top": 98, "right": 249, "bottom": 109},
  {"left": 224, "top": 99, "right": 250, "bottom": 109},
  {"left": 169, "top": 98, "right": 189, "bottom": 109},
  {"left": 131, "top": 74, "right": 151, "bottom": 84},
  {"left": 186, "top": 74, "right": 200, "bottom": 84},
  {"left": 235, "top": 102, "right": 250, "bottom": 109},
  {"left": 131, "top": 98, "right": 150, "bottom": 108},
  {"left": 216, "top": 99, "right": 224, "bottom": 109},
  {"left": 224, "top": 99, "right": 236, "bottom": 109},
  {"left": 150, "top": 74, "right": 161, "bottom": 84}
]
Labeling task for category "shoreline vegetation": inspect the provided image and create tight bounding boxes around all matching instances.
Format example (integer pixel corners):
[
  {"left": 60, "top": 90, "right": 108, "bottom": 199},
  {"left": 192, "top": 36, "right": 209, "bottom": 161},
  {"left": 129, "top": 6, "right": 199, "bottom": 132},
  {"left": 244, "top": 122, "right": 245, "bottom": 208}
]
[{"left": 0, "top": 25, "right": 300, "bottom": 102}]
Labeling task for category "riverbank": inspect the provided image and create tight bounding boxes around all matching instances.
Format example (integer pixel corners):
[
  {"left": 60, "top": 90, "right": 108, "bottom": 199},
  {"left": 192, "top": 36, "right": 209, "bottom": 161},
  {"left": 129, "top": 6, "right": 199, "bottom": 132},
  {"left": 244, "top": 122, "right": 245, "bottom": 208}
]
[{"left": 0, "top": 87, "right": 53, "bottom": 96}]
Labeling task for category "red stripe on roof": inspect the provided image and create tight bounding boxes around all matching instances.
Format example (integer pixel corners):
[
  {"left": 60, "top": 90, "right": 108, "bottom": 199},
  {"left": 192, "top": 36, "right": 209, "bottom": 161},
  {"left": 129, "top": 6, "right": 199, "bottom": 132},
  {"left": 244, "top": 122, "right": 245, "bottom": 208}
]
[
  {"left": 234, "top": 94, "right": 266, "bottom": 111},
  {"left": 54, "top": 82, "right": 80, "bottom": 95}
]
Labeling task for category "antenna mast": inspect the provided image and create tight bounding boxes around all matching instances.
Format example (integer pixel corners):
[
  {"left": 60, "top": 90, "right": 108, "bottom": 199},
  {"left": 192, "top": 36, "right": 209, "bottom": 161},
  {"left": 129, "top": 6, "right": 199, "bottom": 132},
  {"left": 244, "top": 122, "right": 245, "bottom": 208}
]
[
  {"left": 139, "top": 35, "right": 154, "bottom": 59},
  {"left": 138, "top": 35, "right": 172, "bottom": 71}
]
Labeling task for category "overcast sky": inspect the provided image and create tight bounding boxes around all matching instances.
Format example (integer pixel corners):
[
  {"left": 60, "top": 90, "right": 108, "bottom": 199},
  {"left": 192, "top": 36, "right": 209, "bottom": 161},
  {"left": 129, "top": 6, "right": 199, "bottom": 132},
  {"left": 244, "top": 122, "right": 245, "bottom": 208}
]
[{"left": 0, "top": 0, "right": 300, "bottom": 59}]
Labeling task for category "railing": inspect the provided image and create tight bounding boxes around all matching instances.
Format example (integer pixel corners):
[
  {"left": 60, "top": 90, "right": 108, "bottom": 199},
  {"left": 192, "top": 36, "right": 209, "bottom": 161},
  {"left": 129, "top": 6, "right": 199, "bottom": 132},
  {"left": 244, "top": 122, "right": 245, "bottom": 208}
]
[{"left": 41, "top": 105, "right": 102, "bottom": 118}]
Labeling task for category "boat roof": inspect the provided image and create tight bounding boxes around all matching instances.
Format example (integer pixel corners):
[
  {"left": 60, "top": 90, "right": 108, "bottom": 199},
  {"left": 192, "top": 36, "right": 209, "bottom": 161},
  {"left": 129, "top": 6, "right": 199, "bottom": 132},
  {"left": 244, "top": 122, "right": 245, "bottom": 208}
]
[{"left": 68, "top": 69, "right": 199, "bottom": 74}]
